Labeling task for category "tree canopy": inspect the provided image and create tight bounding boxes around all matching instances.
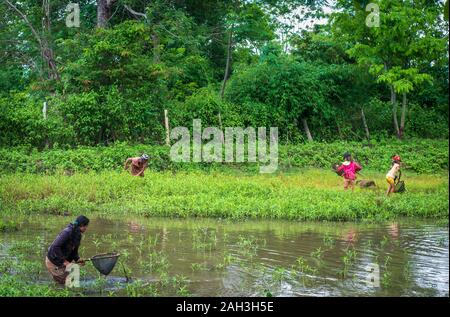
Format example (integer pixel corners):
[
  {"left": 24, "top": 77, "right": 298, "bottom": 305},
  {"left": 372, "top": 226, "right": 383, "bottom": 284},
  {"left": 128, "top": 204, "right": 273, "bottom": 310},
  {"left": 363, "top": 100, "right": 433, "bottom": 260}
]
[{"left": 0, "top": 0, "right": 448, "bottom": 147}]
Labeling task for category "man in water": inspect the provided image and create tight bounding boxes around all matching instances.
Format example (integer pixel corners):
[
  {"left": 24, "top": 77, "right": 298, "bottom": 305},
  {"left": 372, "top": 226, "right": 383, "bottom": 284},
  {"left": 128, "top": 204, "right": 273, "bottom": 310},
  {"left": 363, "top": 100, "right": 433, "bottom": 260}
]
[
  {"left": 124, "top": 154, "right": 149, "bottom": 177},
  {"left": 46, "top": 216, "right": 89, "bottom": 285}
]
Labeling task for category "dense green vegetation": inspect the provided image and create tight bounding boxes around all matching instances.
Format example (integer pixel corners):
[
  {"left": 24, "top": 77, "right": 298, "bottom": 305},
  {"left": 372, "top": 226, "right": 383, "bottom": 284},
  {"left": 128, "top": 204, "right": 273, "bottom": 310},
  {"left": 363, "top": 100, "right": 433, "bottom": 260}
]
[
  {"left": 0, "top": 1, "right": 447, "bottom": 223},
  {"left": 1, "top": 139, "right": 447, "bottom": 222},
  {"left": 0, "top": 0, "right": 448, "bottom": 147},
  {"left": 1, "top": 169, "right": 447, "bottom": 221},
  {"left": 1, "top": 139, "right": 447, "bottom": 174},
  {"left": 0, "top": 0, "right": 448, "bottom": 299}
]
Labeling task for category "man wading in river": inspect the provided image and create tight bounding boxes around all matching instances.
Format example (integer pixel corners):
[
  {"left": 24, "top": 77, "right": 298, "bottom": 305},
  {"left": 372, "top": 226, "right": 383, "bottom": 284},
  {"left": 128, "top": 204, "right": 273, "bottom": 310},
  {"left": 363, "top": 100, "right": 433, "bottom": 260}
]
[
  {"left": 124, "top": 154, "right": 149, "bottom": 177},
  {"left": 46, "top": 216, "right": 89, "bottom": 285}
]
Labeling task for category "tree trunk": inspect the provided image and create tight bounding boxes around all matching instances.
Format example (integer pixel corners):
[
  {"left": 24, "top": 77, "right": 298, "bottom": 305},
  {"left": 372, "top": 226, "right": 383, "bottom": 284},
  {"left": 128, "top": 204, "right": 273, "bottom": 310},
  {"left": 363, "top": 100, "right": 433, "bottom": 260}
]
[
  {"left": 220, "top": 26, "right": 234, "bottom": 99},
  {"left": 302, "top": 118, "right": 313, "bottom": 142},
  {"left": 97, "top": 127, "right": 104, "bottom": 145},
  {"left": 218, "top": 26, "right": 233, "bottom": 142},
  {"left": 361, "top": 107, "right": 370, "bottom": 142},
  {"left": 4, "top": 0, "right": 59, "bottom": 81},
  {"left": 390, "top": 84, "right": 400, "bottom": 138},
  {"left": 218, "top": 112, "right": 223, "bottom": 130},
  {"left": 218, "top": 112, "right": 224, "bottom": 142},
  {"left": 42, "top": 45, "right": 59, "bottom": 81},
  {"left": 152, "top": 33, "right": 160, "bottom": 63},
  {"left": 399, "top": 93, "right": 407, "bottom": 139},
  {"left": 97, "top": 0, "right": 113, "bottom": 28},
  {"left": 41, "top": 1, "right": 59, "bottom": 82}
]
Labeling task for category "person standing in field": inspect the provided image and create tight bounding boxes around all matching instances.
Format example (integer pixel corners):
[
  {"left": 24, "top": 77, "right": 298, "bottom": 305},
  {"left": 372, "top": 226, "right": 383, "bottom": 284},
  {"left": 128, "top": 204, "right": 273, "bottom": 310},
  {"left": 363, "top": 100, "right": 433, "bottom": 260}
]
[
  {"left": 124, "top": 154, "right": 149, "bottom": 177},
  {"left": 337, "top": 152, "right": 362, "bottom": 191},
  {"left": 386, "top": 155, "right": 401, "bottom": 196},
  {"left": 45, "top": 216, "right": 89, "bottom": 285}
]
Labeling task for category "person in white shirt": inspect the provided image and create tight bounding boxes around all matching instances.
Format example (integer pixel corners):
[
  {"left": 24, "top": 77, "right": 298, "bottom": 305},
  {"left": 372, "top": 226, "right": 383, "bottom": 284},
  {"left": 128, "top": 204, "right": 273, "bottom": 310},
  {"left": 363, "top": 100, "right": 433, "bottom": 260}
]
[{"left": 386, "top": 155, "right": 401, "bottom": 196}]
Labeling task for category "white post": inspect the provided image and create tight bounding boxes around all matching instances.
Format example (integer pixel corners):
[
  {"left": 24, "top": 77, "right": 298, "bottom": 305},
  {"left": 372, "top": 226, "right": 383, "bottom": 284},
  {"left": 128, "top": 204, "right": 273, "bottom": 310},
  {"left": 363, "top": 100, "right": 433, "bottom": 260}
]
[
  {"left": 164, "top": 109, "right": 170, "bottom": 146},
  {"left": 42, "top": 101, "right": 48, "bottom": 120}
]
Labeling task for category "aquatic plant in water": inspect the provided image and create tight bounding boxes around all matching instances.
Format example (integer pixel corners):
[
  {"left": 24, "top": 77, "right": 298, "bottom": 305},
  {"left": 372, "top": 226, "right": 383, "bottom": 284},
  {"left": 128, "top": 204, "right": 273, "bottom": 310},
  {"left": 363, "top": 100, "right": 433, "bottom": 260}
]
[
  {"left": 272, "top": 267, "right": 287, "bottom": 284},
  {"left": 340, "top": 248, "right": 357, "bottom": 278},
  {"left": 323, "top": 234, "right": 335, "bottom": 248},
  {"left": 191, "top": 262, "right": 208, "bottom": 272},
  {"left": 403, "top": 261, "right": 412, "bottom": 281},
  {"left": 294, "top": 256, "right": 317, "bottom": 276},
  {"left": 380, "top": 236, "right": 389, "bottom": 248},
  {"left": 214, "top": 252, "right": 235, "bottom": 270},
  {"left": 192, "top": 228, "right": 218, "bottom": 252},
  {"left": 0, "top": 220, "right": 19, "bottom": 232},
  {"left": 311, "top": 247, "right": 323, "bottom": 260},
  {"left": 142, "top": 251, "right": 170, "bottom": 274},
  {"left": 381, "top": 256, "right": 392, "bottom": 288},
  {"left": 236, "top": 235, "right": 260, "bottom": 258}
]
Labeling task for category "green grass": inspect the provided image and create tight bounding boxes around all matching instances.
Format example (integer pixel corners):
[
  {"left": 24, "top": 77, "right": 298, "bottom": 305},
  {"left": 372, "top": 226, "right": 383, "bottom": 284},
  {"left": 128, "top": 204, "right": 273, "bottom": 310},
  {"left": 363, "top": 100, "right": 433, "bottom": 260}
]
[{"left": 0, "top": 169, "right": 447, "bottom": 221}]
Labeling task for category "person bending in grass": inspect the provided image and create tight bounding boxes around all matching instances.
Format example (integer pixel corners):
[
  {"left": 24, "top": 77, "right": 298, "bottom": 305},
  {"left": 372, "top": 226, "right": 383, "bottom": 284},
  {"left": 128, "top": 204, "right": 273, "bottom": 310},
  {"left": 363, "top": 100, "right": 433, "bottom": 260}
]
[
  {"left": 386, "top": 155, "right": 401, "bottom": 196},
  {"left": 46, "top": 216, "right": 89, "bottom": 285},
  {"left": 337, "top": 152, "right": 362, "bottom": 191},
  {"left": 124, "top": 154, "right": 149, "bottom": 177}
]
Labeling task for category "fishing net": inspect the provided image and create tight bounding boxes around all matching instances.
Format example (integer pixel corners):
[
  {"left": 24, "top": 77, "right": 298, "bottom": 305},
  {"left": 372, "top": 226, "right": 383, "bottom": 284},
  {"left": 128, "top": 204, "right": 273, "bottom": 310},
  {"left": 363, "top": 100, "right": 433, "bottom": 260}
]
[
  {"left": 395, "top": 181, "right": 406, "bottom": 193},
  {"left": 90, "top": 252, "right": 120, "bottom": 275},
  {"left": 332, "top": 163, "right": 343, "bottom": 176}
]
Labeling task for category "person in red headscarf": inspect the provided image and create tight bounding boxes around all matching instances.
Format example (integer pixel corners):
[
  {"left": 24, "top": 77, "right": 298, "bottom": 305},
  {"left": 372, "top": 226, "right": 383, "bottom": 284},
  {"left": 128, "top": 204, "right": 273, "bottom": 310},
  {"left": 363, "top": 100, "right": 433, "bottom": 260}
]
[{"left": 386, "top": 155, "right": 402, "bottom": 196}]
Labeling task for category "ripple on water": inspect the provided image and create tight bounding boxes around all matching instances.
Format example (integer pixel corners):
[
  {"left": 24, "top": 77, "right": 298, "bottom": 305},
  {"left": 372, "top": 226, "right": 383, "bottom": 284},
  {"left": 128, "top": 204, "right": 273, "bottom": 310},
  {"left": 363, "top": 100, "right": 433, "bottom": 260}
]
[{"left": 0, "top": 217, "right": 448, "bottom": 297}]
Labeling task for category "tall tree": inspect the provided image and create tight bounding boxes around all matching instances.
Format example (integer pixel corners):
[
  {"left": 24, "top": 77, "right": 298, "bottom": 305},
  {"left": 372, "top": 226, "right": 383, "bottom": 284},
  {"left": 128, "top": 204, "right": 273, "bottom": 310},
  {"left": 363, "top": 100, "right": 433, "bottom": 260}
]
[
  {"left": 97, "top": 0, "right": 116, "bottom": 28},
  {"left": 331, "top": 0, "right": 448, "bottom": 139},
  {"left": 2, "top": 0, "right": 60, "bottom": 82}
]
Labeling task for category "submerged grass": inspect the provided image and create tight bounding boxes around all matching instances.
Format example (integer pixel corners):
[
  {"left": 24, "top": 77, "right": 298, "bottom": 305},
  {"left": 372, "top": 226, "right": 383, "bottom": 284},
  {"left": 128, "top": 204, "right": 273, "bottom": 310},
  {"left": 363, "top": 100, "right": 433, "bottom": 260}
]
[
  {"left": 0, "top": 169, "right": 447, "bottom": 221},
  {"left": 0, "top": 219, "right": 19, "bottom": 232},
  {"left": 1, "top": 216, "right": 447, "bottom": 296}
]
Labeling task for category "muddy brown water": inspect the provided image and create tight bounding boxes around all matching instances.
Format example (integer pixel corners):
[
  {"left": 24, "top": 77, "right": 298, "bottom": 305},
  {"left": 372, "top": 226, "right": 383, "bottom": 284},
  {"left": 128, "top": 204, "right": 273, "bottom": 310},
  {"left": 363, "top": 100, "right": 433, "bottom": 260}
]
[{"left": 1, "top": 215, "right": 448, "bottom": 296}]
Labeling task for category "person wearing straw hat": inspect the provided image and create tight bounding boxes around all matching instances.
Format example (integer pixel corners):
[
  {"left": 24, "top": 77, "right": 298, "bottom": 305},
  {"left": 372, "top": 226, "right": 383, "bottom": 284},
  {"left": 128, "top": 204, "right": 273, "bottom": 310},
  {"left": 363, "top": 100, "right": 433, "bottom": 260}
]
[
  {"left": 45, "top": 216, "right": 89, "bottom": 285},
  {"left": 124, "top": 154, "right": 149, "bottom": 177}
]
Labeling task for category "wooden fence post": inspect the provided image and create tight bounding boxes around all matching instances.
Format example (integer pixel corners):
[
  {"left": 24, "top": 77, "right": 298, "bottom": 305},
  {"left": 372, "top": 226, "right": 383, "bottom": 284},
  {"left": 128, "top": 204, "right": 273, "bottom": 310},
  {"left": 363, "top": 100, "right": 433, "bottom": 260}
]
[{"left": 164, "top": 109, "right": 170, "bottom": 146}]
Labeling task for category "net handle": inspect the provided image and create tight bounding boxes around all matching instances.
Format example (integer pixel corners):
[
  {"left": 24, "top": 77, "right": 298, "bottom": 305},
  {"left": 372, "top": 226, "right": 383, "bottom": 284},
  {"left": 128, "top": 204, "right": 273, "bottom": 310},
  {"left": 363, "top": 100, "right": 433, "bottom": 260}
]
[{"left": 76, "top": 252, "right": 120, "bottom": 263}]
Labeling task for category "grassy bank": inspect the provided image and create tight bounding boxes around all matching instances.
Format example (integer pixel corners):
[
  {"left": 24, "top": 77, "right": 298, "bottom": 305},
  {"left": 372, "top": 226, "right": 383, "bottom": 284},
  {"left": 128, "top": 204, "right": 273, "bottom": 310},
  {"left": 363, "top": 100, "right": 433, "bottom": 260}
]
[
  {"left": 0, "top": 169, "right": 447, "bottom": 221},
  {"left": 0, "top": 139, "right": 448, "bottom": 175}
]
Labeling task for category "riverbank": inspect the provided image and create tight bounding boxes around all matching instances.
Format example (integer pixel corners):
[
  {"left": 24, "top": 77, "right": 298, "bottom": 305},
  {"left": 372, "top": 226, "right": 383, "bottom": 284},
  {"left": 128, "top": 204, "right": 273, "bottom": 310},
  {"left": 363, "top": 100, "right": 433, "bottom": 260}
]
[{"left": 0, "top": 169, "right": 448, "bottom": 221}]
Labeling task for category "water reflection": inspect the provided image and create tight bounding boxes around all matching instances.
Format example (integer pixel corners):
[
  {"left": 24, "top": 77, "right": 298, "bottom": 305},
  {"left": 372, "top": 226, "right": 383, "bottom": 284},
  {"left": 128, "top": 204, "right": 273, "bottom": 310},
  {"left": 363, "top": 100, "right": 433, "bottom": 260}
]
[{"left": 1, "top": 216, "right": 448, "bottom": 297}]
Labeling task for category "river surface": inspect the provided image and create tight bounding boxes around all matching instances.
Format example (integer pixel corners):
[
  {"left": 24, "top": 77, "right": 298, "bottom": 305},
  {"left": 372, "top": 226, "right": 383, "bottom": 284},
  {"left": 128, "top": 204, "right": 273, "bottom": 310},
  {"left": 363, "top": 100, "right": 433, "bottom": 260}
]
[{"left": 0, "top": 215, "right": 448, "bottom": 296}]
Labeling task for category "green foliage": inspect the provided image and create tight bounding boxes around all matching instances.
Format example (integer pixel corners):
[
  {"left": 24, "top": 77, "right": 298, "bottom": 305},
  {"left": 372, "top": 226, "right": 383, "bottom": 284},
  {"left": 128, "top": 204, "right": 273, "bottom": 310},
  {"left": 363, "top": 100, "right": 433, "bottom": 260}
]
[
  {"left": 0, "top": 0, "right": 447, "bottom": 146},
  {"left": 0, "top": 139, "right": 447, "bottom": 175},
  {"left": 226, "top": 56, "right": 335, "bottom": 134},
  {"left": 170, "top": 87, "right": 244, "bottom": 128},
  {"left": 407, "top": 104, "right": 449, "bottom": 139},
  {"left": 331, "top": 0, "right": 448, "bottom": 138}
]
